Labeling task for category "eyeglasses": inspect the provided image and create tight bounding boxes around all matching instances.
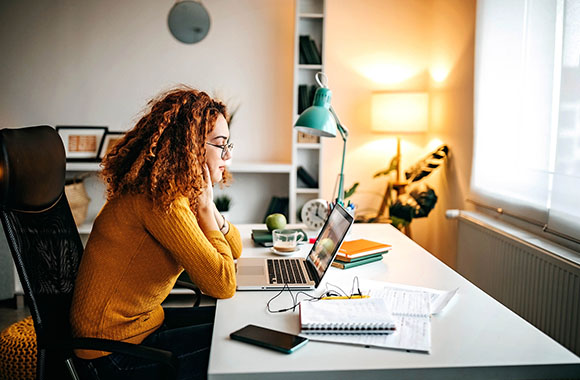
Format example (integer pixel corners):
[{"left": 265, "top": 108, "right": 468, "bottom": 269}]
[{"left": 206, "top": 141, "right": 234, "bottom": 159}]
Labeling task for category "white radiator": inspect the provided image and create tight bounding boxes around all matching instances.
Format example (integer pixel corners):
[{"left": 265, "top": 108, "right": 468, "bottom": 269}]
[{"left": 455, "top": 212, "right": 580, "bottom": 356}]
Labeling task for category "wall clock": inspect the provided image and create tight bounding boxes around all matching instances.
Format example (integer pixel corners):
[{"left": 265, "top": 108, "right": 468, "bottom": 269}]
[
  {"left": 168, "top": 1, "right": 210, "bottom": 44},
  {"left": 300, "top": 199, "right": 329, "bottom": 230}
]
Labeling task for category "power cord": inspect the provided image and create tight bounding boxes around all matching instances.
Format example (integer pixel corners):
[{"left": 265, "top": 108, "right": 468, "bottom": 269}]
[{"left": 266, "top": 276, "right": 364, "bottom": 313}]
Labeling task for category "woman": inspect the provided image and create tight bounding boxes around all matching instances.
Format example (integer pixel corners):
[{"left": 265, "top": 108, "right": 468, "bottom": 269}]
[{"left": 70, "top": 87, "right": 242, "bottom": 380}]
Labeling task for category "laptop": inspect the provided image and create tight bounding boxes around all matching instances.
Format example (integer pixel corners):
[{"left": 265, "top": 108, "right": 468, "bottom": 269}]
[{"left": 236, "top": 203, "right": 354, "bottom": 290}]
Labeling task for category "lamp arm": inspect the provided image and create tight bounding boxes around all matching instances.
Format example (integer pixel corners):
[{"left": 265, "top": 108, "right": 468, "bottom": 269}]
[
  {"left": 329, "top": 106, "right": 348, "bottom": 206},
  {"left": 329, "top": 106, "right": 349, "bottom": 139}
]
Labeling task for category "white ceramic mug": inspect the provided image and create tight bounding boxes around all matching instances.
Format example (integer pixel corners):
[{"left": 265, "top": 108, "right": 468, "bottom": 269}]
[{"left": 272, "top": 229, "right": 306, "bottom": 252}]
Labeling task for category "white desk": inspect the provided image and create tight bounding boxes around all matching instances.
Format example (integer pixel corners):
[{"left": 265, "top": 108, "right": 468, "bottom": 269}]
[{"left": 208, "top": 224, "right": 580, "bottom": 379}]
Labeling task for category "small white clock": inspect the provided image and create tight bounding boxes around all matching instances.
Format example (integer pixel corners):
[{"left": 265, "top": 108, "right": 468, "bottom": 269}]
[{"left": 301, "top": 198, "right": 329, "bottom": 230}]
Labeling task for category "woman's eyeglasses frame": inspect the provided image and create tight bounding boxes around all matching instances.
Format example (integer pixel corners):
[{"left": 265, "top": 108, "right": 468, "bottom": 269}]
[{"left": 206, "top": 141, "right": 234, "bottom": 159}]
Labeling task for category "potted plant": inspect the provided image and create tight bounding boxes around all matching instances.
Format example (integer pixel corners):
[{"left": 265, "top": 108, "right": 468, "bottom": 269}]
[
  {"left": 374, "top": 145, "right": 449, "bottom": 230},
  {"left": 352, "top": 145, "right": 449, "bottom": 234},
  {"left": 215, "top": 195, "right": 232, "bottom": 219}
]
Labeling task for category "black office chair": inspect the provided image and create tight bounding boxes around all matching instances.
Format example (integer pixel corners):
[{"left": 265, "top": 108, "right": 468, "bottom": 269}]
[{"left": 0, "top": 126, "right": 197, "bottom": 379}]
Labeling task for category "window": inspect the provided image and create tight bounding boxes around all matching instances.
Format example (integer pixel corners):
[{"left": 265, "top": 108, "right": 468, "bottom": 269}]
[{"left": 472, "top": 0, "right": 580, "bottom": 241}]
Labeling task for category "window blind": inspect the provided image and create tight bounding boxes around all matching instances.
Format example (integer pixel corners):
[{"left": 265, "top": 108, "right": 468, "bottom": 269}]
[{"left": 472, "top": 0, "right": 580, "bottom": 241}]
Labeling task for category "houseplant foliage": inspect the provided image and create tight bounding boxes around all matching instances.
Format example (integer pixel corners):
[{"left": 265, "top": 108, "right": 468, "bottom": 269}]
[
  {"left": 362, "top": 145, "right": 449, "bottom": 229},
  {"left": 214, "top": 195, "right": 231, "bottom": 212}
]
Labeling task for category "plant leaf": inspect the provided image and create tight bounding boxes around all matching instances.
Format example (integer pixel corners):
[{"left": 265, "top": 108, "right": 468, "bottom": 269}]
[
  {"left": 344, "top": 182, "right": 359, "bottom": 200},
  {"left": 374, "top": 155, "right": 398, "bottom": 178},
  {"left": 404, "top": 145, "right": 449, "bottom": 182},
  {"left": 409, "top": 183, "right": 438, "bottom": 218}
]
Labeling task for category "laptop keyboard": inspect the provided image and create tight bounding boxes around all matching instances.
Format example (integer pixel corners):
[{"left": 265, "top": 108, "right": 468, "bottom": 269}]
[{"left": 267, "top": 259, "right": 313, "bottom": 285}]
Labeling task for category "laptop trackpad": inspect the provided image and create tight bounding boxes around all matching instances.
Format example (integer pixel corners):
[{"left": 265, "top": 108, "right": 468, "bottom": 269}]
[{"left": 239, "top": 265, "right": 264, "bottom": 276}]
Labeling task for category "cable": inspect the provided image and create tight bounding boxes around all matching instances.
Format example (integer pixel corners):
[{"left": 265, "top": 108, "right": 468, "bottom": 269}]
[{"left": 266, "top": 276, "right": 364, "bottom": 313}]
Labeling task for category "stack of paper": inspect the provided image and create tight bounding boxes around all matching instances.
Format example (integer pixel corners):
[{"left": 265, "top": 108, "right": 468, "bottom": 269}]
[{"left": 303, "top": 279, "right": 458, "bottom": 353}]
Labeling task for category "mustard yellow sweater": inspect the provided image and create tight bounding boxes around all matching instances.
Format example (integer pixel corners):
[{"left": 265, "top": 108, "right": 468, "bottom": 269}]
[{"left": 70, "top": 194, "right": 242, "bottom": 359}]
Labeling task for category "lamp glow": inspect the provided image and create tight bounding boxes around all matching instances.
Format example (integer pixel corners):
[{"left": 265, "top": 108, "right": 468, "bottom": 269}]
[
  {"left": 371, "top": 93, "right": 428, "bottom": 133},
  {"left": 371, "top": 92, "right": 428, "bottom": 185}
]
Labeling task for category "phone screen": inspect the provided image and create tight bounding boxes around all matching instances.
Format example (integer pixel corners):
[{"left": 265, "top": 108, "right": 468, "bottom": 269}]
[{"left": 230, "top": 324, "right": 309, "bottom": 354}]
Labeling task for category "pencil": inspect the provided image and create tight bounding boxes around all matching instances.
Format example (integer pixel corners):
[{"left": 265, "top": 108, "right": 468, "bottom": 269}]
[{"left": 320, "top": 295, "right": 370, "bottom": 300}]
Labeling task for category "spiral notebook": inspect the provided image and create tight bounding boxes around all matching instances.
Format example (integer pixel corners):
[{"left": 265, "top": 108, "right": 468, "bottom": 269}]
[
  {"left": 299, "top": 298, "right": 396, "bottom": 334},
  {"left": 303, "top": 287, "right": 434, "bottom": 352}
]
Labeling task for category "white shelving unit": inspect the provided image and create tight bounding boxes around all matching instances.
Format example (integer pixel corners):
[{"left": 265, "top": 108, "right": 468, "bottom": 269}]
[
  {"left": 289, "top": 0, "right": 326, "bottom": 223},
  {"left": 229, "top": 162, "right": 291, "bottom": 174},
  {"left": 67, "top": 161, "right": 294, "bottom": 235}
]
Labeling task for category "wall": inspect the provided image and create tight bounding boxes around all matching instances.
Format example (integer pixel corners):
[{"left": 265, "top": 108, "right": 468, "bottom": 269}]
[
  {"left": 0, "top": 0, "right": 294, "bottom": 163},
  {"left": 0, "top": 0, "right": 476, "bottom": 267},
  {"left": 325, "top": 0, "right": 476, "bottom": 268}
]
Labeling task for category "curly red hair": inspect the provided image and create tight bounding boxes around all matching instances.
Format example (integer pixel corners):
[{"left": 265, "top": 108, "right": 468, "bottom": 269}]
[{"left": 100, "top": 86, "right": 231, "bottom": 214}]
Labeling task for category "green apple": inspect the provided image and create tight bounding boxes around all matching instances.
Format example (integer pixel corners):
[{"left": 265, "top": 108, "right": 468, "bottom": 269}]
[
  {"left": 266, "top": 213, "right": 287, "bottom": 232},
  {"left": 320, "top": 237, "right": 335, "bottom": 253}
]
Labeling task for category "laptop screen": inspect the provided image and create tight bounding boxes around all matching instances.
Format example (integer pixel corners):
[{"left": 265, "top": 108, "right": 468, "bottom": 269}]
[{"left": 306, "top": 203, "right": 354, "bottom": 283}]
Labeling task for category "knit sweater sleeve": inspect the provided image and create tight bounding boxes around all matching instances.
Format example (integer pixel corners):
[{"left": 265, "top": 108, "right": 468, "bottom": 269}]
[
  {"left": 223, "top": 223, "right": 242, "bottom": 259},
  {"left": 139, "top": 196, "right": 236, "bottom": 299}
]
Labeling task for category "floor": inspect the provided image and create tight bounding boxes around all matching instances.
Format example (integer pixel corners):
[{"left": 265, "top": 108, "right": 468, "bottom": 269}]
[{"left": 0, "top": 297, "right": 30, "bottom": 332}]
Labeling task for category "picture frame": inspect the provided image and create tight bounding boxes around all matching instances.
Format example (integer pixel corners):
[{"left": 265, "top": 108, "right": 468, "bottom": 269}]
[
  {"left": 56, "top": 126, "right": 108, "bottom": 161},
  {"left": 98, "top": 131, "right": 125, "bottom": 160}
]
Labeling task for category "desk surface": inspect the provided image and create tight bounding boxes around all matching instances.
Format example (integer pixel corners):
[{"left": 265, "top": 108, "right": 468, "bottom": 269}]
[{"left": 208, "top": 224, "right": 580, "bottom": 379}]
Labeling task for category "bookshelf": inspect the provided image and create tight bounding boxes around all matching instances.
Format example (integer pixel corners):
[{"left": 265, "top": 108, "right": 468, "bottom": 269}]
[
  {"left": 289, "top": 0, "right": 326, "bottom": 224},
  {"left": 67, "top": 161, "right": 294, "bottom": 235}
]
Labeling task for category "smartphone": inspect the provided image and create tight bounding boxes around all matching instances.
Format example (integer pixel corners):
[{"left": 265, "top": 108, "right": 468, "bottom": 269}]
[{"left": 230, "top": 324, "right": 309, "bottom": 354}]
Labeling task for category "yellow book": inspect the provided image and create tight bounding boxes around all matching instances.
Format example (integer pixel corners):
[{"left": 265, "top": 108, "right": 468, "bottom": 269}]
[{"left": 338, "top": 239, "right": 391, "bottom": 259}]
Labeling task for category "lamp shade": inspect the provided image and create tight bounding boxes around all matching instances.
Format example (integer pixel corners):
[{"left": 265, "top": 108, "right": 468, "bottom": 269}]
[
  {"left": 294, "top": 87, "right": 337, "bottom": 137},
  {"left": 371, "top": 92, "right": 428, "bottom": 133}
]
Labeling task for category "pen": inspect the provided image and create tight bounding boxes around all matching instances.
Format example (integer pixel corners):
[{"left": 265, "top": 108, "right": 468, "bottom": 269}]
[{"left": 320, "top": 295, "right": 370, "bottom": 300}]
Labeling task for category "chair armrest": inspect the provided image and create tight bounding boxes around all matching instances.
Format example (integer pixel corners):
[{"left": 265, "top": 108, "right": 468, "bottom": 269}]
[{"left": 174, "top": 280, "right": 201, "bottom": 307}]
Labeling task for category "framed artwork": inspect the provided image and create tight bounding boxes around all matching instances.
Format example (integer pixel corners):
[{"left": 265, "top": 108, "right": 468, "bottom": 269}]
[
  {"left": 56, "top": 126, "right": 108, "bottom": 161},
  {"left": 98, "top": 131, "right": 125, "bottom": 159}
]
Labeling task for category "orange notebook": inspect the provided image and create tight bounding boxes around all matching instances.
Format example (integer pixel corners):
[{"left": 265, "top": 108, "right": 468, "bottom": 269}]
[{"left": 338, "top": 239, "right": 391, "bottom": 259}]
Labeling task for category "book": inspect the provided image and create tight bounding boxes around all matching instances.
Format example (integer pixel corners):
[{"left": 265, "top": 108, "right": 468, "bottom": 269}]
[
  {"left": 332, "top": 253, "right": 384, "bottom": 269},
  {"left": 297, "top": 166, "right": 318, "bottom": 188},
  {"left": 307, "top": 85, "right": 317, "bottom": 107},
  {"left": 298, "top": 85, "right": 309, "bottom": 114},
  {"left": 300, "top": 298, "right": 396, "bottom": 334},
  {"left": 299, "top": 35, "right": 314, "bottom": 64},
  {"left": 335, "top": 250, "right": 388, "bottom": 263},
  {"left": 338, "top": 239, "right": 392, "bottom": 259},
  {"left": 263, "top": 196, "right": 289, "bottom": 223},
  {"left": 307, "top": 37, "right": 322, "bottom": 64},
  {"left": 252, "top": 228, "right": 308, "bottom": 247}
]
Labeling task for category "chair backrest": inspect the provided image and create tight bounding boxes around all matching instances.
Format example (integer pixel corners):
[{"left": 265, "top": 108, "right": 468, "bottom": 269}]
[{"left": 0, "top": 126, "right": 85, "bottom": 380}]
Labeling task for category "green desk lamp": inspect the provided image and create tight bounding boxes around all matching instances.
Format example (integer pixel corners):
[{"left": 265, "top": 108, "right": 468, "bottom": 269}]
[{"left": 294, "top": 72, "right": 349, "bottom": 206}]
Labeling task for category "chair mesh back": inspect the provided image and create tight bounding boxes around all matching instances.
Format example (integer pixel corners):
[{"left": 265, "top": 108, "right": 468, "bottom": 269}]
[
  {"left": 0, "top": 126, "right": 84, "bottom": 379},
  {"left": 1, "top": 195, "right": 84, "bottom": 379}
]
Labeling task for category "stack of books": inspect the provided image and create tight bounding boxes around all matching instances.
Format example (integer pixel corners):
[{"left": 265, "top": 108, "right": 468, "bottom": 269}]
[
  {"left": 332, "top": 239, "right": 391, "bottom": 269},
  {"left": 299, "top": 35, "right": 321, "bottom": 65}
]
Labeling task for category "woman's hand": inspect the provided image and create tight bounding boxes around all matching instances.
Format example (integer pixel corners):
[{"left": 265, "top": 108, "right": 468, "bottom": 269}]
[
  {"left": 197, "top": 165, "right": 220, "bottom": 233},
  {"left": 198, "top": 164, "right": 215, "bottom": 211}
]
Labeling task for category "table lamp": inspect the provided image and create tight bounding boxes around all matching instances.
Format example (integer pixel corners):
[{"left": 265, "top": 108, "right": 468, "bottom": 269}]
[
  {"left": 294, "top": 72, "right": 349, "bottom": 206},
  {"left": 371, "top": 92, "right": 428, "bottom": 187}
]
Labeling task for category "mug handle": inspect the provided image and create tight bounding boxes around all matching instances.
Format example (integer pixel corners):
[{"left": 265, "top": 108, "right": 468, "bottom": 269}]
[{"left": 297, "top": 230, "right": 308, "bottom": 242}]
